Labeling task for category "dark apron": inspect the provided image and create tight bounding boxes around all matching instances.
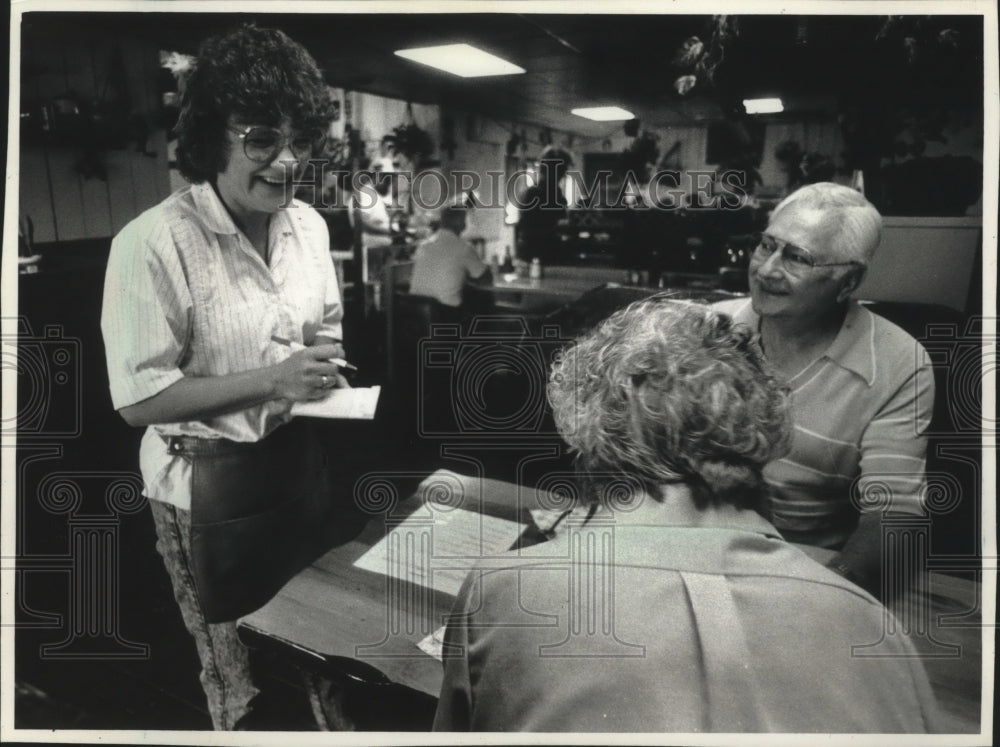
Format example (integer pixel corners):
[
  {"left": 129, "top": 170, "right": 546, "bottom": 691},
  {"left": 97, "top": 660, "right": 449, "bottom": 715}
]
[{"left": 167, "top": 420, "right": 336, "bottom": 623}]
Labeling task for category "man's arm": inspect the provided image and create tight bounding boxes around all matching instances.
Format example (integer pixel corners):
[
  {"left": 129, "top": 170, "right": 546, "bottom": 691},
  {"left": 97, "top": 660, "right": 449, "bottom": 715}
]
[
  {"left": 826, "top": 512, "right": 883, "bottom": 593},
  {"left": 827, "top": 344, "right": 935, "bottom": 596},
  {"left": 467, "top": 266, "right": 493, "bottom": 286},
  {"left": 464, "top": 244, "right": 492, "bottom": 286}
]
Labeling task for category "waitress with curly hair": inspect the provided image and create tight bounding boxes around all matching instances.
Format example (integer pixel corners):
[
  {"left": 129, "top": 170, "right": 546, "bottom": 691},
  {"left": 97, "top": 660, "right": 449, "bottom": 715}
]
[{"left": 101, "top": 25, "right": 347, "bottom": 729}]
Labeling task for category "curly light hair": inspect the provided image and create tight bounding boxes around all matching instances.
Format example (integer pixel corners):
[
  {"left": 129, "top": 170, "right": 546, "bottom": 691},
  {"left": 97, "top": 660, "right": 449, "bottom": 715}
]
[
  {"left": 547, "top": 297, "right": 791, "bottom": 509},
  {"left": 175, "top": 24, "right": 335, "bottom": 184}
]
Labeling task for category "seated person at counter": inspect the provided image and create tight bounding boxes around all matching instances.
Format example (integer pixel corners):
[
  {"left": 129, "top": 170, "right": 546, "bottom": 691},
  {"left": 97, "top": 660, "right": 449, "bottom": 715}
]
[
  {"left": 433, "top": 298, "right": 940, "bottom": 732},
  {"left": 714, "top": 182, "right": 934, "bottom": 594},
  {"left": 408, "top": 203, "right": 491, "bottom": 308},
  {"left": 516, "top": 145, "right": 572, "bottom": 263}
]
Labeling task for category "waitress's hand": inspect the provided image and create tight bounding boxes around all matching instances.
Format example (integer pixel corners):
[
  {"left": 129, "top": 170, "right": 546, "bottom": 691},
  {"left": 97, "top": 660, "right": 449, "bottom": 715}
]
[
  {"left": 313, "top": 336, "right": 346, "bottom": 361},
  {"left": 312, "top": 337, "right": 351, "bottom": 389},
  {"left": 270, "top": 344, "right": 344, "bottom": 402}
]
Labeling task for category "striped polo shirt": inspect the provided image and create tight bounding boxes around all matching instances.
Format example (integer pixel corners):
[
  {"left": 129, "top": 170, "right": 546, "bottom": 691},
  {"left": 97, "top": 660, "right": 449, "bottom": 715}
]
[
  {"left": 101, "top": 182, "right": 343, "bottom": 509},
  {"left": 714, "top": 298, "right": 934, "bottom": 548}
]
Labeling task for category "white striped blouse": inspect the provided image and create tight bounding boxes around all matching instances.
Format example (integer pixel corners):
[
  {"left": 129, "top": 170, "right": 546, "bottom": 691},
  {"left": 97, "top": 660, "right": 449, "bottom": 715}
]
[{"left": 101, "top": 182, "right": 343, "bottom": 509}]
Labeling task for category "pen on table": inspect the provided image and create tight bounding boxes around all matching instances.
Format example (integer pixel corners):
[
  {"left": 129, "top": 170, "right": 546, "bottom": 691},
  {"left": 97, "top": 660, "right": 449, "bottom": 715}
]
[
  {"left": 538, "top": 508, "right": 574, "bottom": 541},
  {"left": 551, "top": 508, "right": 576, "bottom": 531},
  {"left": 270, "top": 335, "right": 358, "bottom": 371}
]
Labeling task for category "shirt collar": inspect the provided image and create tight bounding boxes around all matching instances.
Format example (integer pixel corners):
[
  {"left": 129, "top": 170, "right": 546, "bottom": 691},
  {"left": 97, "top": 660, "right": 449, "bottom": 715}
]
[
  {"left": 588, "top": 484, "right": 784, "bottom": 541},
  {"left": 727, "top": 298, "right": 758, "bottom": 327},
  {"left": 190, "top": 181, "right": 297, "bottom": 244},
  {"left": 726, "top": 299, "right": 876, "bottom": 387},
  {"left": 823, "top": 302, "right": 876, "bottom": 385},
  {"left": 191, "top": 182, "right": 239, "bottom": 235}
]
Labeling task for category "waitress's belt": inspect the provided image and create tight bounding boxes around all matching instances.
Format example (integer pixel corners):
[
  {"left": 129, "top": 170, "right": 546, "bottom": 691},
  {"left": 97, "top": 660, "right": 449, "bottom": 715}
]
[{"left": 167, "top": 435, "right": 277, "bottom": 456}]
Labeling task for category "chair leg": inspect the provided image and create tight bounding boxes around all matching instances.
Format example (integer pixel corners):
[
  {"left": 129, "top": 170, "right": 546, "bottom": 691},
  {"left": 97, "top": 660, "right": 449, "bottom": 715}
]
[{"left": 302, "top": 671, "right": 355, "bottom": 731}]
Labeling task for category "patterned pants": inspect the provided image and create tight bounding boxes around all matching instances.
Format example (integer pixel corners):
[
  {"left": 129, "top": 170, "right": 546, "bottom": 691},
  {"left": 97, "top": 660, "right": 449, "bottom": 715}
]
[{"left": 149, "top": 500, "right": 259, "bottom": 730}]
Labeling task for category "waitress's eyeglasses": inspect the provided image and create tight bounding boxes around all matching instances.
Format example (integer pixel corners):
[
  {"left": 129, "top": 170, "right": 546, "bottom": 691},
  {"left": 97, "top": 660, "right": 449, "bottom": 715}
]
[
  {"left": 227, "top": 125, "right": 325, "bottom": 163},
  {"left": 752, "top": 233, "right": 864, "bottom": 278}
]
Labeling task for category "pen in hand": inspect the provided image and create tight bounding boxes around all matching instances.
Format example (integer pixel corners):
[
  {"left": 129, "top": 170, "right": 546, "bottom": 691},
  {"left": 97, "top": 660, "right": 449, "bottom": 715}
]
[{"left": 270, "top": 335, "right": 358, "bottom": 371}]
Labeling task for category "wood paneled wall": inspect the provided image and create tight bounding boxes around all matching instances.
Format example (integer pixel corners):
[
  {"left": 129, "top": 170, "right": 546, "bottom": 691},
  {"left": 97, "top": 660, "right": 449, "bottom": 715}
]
[{"left": 19, "top": 29, "right": 171, "bottom": 244}]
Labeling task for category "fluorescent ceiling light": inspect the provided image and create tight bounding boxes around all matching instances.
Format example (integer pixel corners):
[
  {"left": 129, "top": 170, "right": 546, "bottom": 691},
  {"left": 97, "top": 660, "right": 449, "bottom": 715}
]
[
  {"left": 743, "top": 98, "right": 784, "bottom": 114},
  {"left": 571, "top": 106, "right": 635, "bottom": 121},
  {"left": 394, "top": 44, "right": 525, "bottom": 78}
]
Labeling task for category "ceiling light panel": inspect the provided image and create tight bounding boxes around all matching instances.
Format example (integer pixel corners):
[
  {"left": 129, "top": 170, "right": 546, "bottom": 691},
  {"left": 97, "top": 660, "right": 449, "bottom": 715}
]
[
  {"left": 394, "top": 44, "right": 525, "bottom": 78},
  {"left": 571, "top": 106, "right": 635, "bottom": 121},
  {"left": 743, "top": 98, "right": 784, "bottom": 114}
]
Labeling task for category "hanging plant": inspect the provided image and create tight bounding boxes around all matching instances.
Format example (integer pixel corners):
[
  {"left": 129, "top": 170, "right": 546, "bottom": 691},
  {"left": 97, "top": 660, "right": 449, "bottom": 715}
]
[
  {"left": 671, "top": 15, "right": 740, "bottom": 96},
  {"left": 673, "top": 36, "right": 705, "bottom": 68},
  {"left": 674, "top": 75, "right": 697, "bottom": 96},
  {"left": 874, "top": 16, "right": 966, "bottom": 75},
  {"left": 390, "top": 122, "right": 434, "bottom": 166},
  {"left": 321, "top": 123, "right": 369, "bottom": 171},
  {"left": 159, "top": 50, "right": 195, "bottom": 81}
]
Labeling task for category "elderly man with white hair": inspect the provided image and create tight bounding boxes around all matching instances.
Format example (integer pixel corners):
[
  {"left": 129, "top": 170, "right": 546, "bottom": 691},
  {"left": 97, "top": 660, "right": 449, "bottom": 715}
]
[{"left": 715, "top": 182, "right": 934, "bottom": 594}]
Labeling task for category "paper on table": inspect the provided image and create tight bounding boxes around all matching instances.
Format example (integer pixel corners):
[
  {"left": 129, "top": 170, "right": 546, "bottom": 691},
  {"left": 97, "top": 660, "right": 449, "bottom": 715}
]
[
  {"left": 290, "top": 386, "right": 380, "bottom": 419},
  {"left": 353, "top": 505, "right": 525, "bottom": 597},
  {"left": 417, "top": 625, "right": 448, "bottom": 661}
]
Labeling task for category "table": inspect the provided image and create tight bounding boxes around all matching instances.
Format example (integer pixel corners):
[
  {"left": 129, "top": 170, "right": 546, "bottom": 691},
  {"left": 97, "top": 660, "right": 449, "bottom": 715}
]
[
  {"left": 240, "top": 471, "right": 550, "bottom": 701},
  {"left": 491, "top": 275, "right": 609, "bottom": 297},
  {"left": 470, "top": 265, "right": 633, "bottom": 313},
  {"left": 239, "top": 470, "right": 986, "bottom": 733},
  {"left": 479, "top": 275, "right": 612, "bottom": 312}
]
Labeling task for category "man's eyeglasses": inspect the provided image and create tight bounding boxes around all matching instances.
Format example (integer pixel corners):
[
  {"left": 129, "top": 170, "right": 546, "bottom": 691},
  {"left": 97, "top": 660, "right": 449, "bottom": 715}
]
[
  {"left": 227, "top": 125, "right": 325, "bottom": 164},
  {"left": 752, "top": 233, "right": 864, "bottom": 277}
]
